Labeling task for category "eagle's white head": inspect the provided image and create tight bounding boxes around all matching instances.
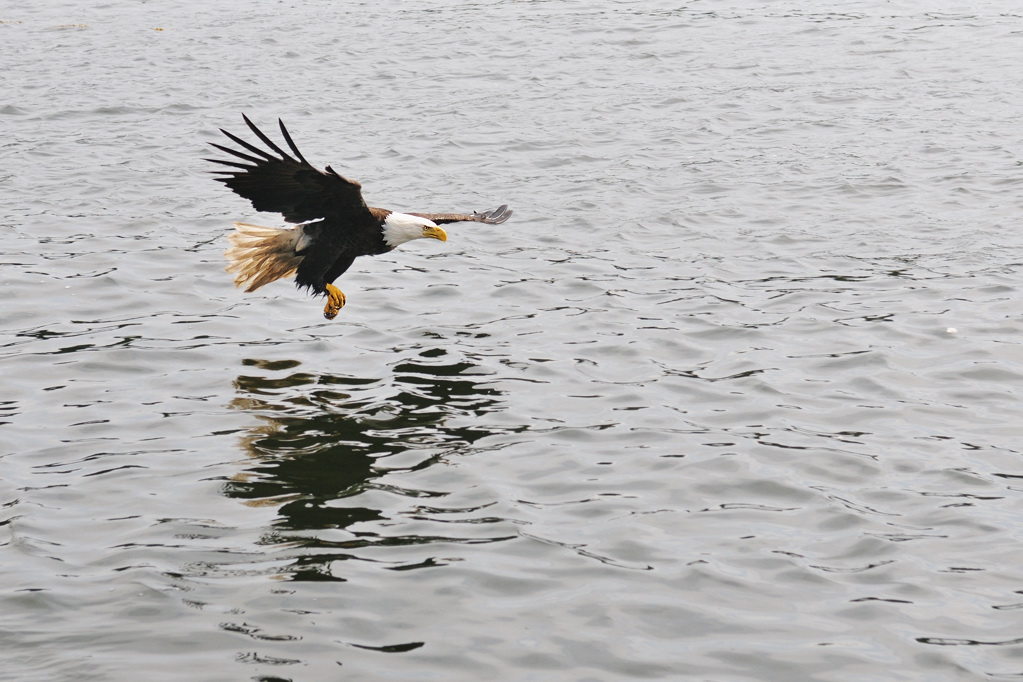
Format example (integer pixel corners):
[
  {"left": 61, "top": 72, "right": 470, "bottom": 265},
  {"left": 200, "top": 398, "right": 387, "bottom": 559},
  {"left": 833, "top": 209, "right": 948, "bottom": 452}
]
[{"left": 382, "top": 212, "right": 448, "bottom": 248}]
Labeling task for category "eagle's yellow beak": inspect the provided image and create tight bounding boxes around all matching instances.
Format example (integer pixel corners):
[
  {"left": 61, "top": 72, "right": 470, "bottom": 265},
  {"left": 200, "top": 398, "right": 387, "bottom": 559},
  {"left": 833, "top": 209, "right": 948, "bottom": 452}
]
[{"left": 422, "top": 225, "right": 448, "bottom": 242}]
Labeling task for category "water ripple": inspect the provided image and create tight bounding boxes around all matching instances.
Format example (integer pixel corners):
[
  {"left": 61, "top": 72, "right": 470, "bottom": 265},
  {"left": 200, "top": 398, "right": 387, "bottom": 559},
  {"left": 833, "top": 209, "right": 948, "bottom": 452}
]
[{"left": 3, "top": 2, "right": 1023, "bottom": 680}]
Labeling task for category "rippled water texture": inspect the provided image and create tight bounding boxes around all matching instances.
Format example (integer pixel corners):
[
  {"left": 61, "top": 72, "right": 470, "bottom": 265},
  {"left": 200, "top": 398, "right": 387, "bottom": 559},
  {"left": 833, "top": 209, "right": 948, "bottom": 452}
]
[{"left": 4, "top": 2, "right": 1023, "bottom": 680}]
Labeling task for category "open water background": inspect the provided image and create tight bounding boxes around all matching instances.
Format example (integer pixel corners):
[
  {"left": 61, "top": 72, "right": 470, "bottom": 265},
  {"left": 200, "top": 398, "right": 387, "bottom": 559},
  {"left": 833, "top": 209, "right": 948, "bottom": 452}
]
[{"left": 3, "top": 1, "right": 1023, "bottom": 680}]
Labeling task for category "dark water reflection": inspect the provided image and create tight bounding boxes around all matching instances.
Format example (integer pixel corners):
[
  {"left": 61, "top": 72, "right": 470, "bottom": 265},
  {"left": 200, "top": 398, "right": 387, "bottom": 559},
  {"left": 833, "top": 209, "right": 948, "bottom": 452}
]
[{"left": 225, "top": 352, "right": 514, "bottom": 581}]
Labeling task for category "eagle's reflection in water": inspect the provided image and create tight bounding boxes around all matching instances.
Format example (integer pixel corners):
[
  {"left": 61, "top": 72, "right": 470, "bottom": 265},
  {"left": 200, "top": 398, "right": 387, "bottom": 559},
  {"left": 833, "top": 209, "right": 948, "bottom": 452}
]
[{"left": 224, "top": 348, "right": 514, "bottom": 581}]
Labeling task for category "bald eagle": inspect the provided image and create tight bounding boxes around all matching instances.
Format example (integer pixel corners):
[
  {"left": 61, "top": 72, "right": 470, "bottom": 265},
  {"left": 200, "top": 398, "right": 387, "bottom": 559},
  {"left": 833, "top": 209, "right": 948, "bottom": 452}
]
[{"left": 207, "top": 115, "right": 512, "bottom": 319}]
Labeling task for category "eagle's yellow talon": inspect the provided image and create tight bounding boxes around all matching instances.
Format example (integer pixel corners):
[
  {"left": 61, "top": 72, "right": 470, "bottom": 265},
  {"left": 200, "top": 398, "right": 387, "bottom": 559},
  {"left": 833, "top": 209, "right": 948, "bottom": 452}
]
[{"left": 323, "top": 283, "right": 346, "bottom": 320}]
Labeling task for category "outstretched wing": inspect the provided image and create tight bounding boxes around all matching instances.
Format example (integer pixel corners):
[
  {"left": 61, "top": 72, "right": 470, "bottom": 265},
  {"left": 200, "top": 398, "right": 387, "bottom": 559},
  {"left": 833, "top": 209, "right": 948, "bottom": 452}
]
[
  {"left": 408, "top": 204, "right": 513, "bottom": 225},
  {"left": 207, "top": 115, "right": 373, "bottom": 225}
]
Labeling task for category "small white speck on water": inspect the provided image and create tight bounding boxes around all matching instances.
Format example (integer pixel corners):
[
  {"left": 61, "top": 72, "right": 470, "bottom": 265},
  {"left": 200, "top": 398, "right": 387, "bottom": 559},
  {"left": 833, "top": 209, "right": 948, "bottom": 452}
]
[{"left": 946, "top": 327, "right": 958, "bottom": 334}]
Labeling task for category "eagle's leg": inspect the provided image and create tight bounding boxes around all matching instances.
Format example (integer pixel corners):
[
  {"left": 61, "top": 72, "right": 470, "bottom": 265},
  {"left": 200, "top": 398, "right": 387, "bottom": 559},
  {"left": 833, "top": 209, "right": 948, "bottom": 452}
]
[{"left": 323, "top": 283, "right": 346, "bottom": 320}]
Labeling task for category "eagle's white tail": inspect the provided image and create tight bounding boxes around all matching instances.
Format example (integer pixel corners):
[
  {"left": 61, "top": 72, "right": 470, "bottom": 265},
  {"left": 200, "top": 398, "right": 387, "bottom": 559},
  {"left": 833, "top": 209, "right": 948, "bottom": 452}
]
[{"left": 224, "top": 222, "right": 305, "bottom": 292}]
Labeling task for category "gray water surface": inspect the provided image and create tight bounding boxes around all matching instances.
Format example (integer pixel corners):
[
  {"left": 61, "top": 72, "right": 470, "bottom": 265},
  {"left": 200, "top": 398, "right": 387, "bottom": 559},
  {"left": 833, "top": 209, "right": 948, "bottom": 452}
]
[{"left": 3, "top": 2, "right": 1023, "bottom": 680}]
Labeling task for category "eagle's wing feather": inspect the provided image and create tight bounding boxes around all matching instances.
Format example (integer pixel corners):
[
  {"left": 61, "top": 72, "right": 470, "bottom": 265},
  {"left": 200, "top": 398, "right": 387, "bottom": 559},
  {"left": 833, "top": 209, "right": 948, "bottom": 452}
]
[
  {"left": 408, "top": 204, "right": 513, "bottom": 225},
  {"left": 207, "top": 115, "right": 373, "bottom": 225}
]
